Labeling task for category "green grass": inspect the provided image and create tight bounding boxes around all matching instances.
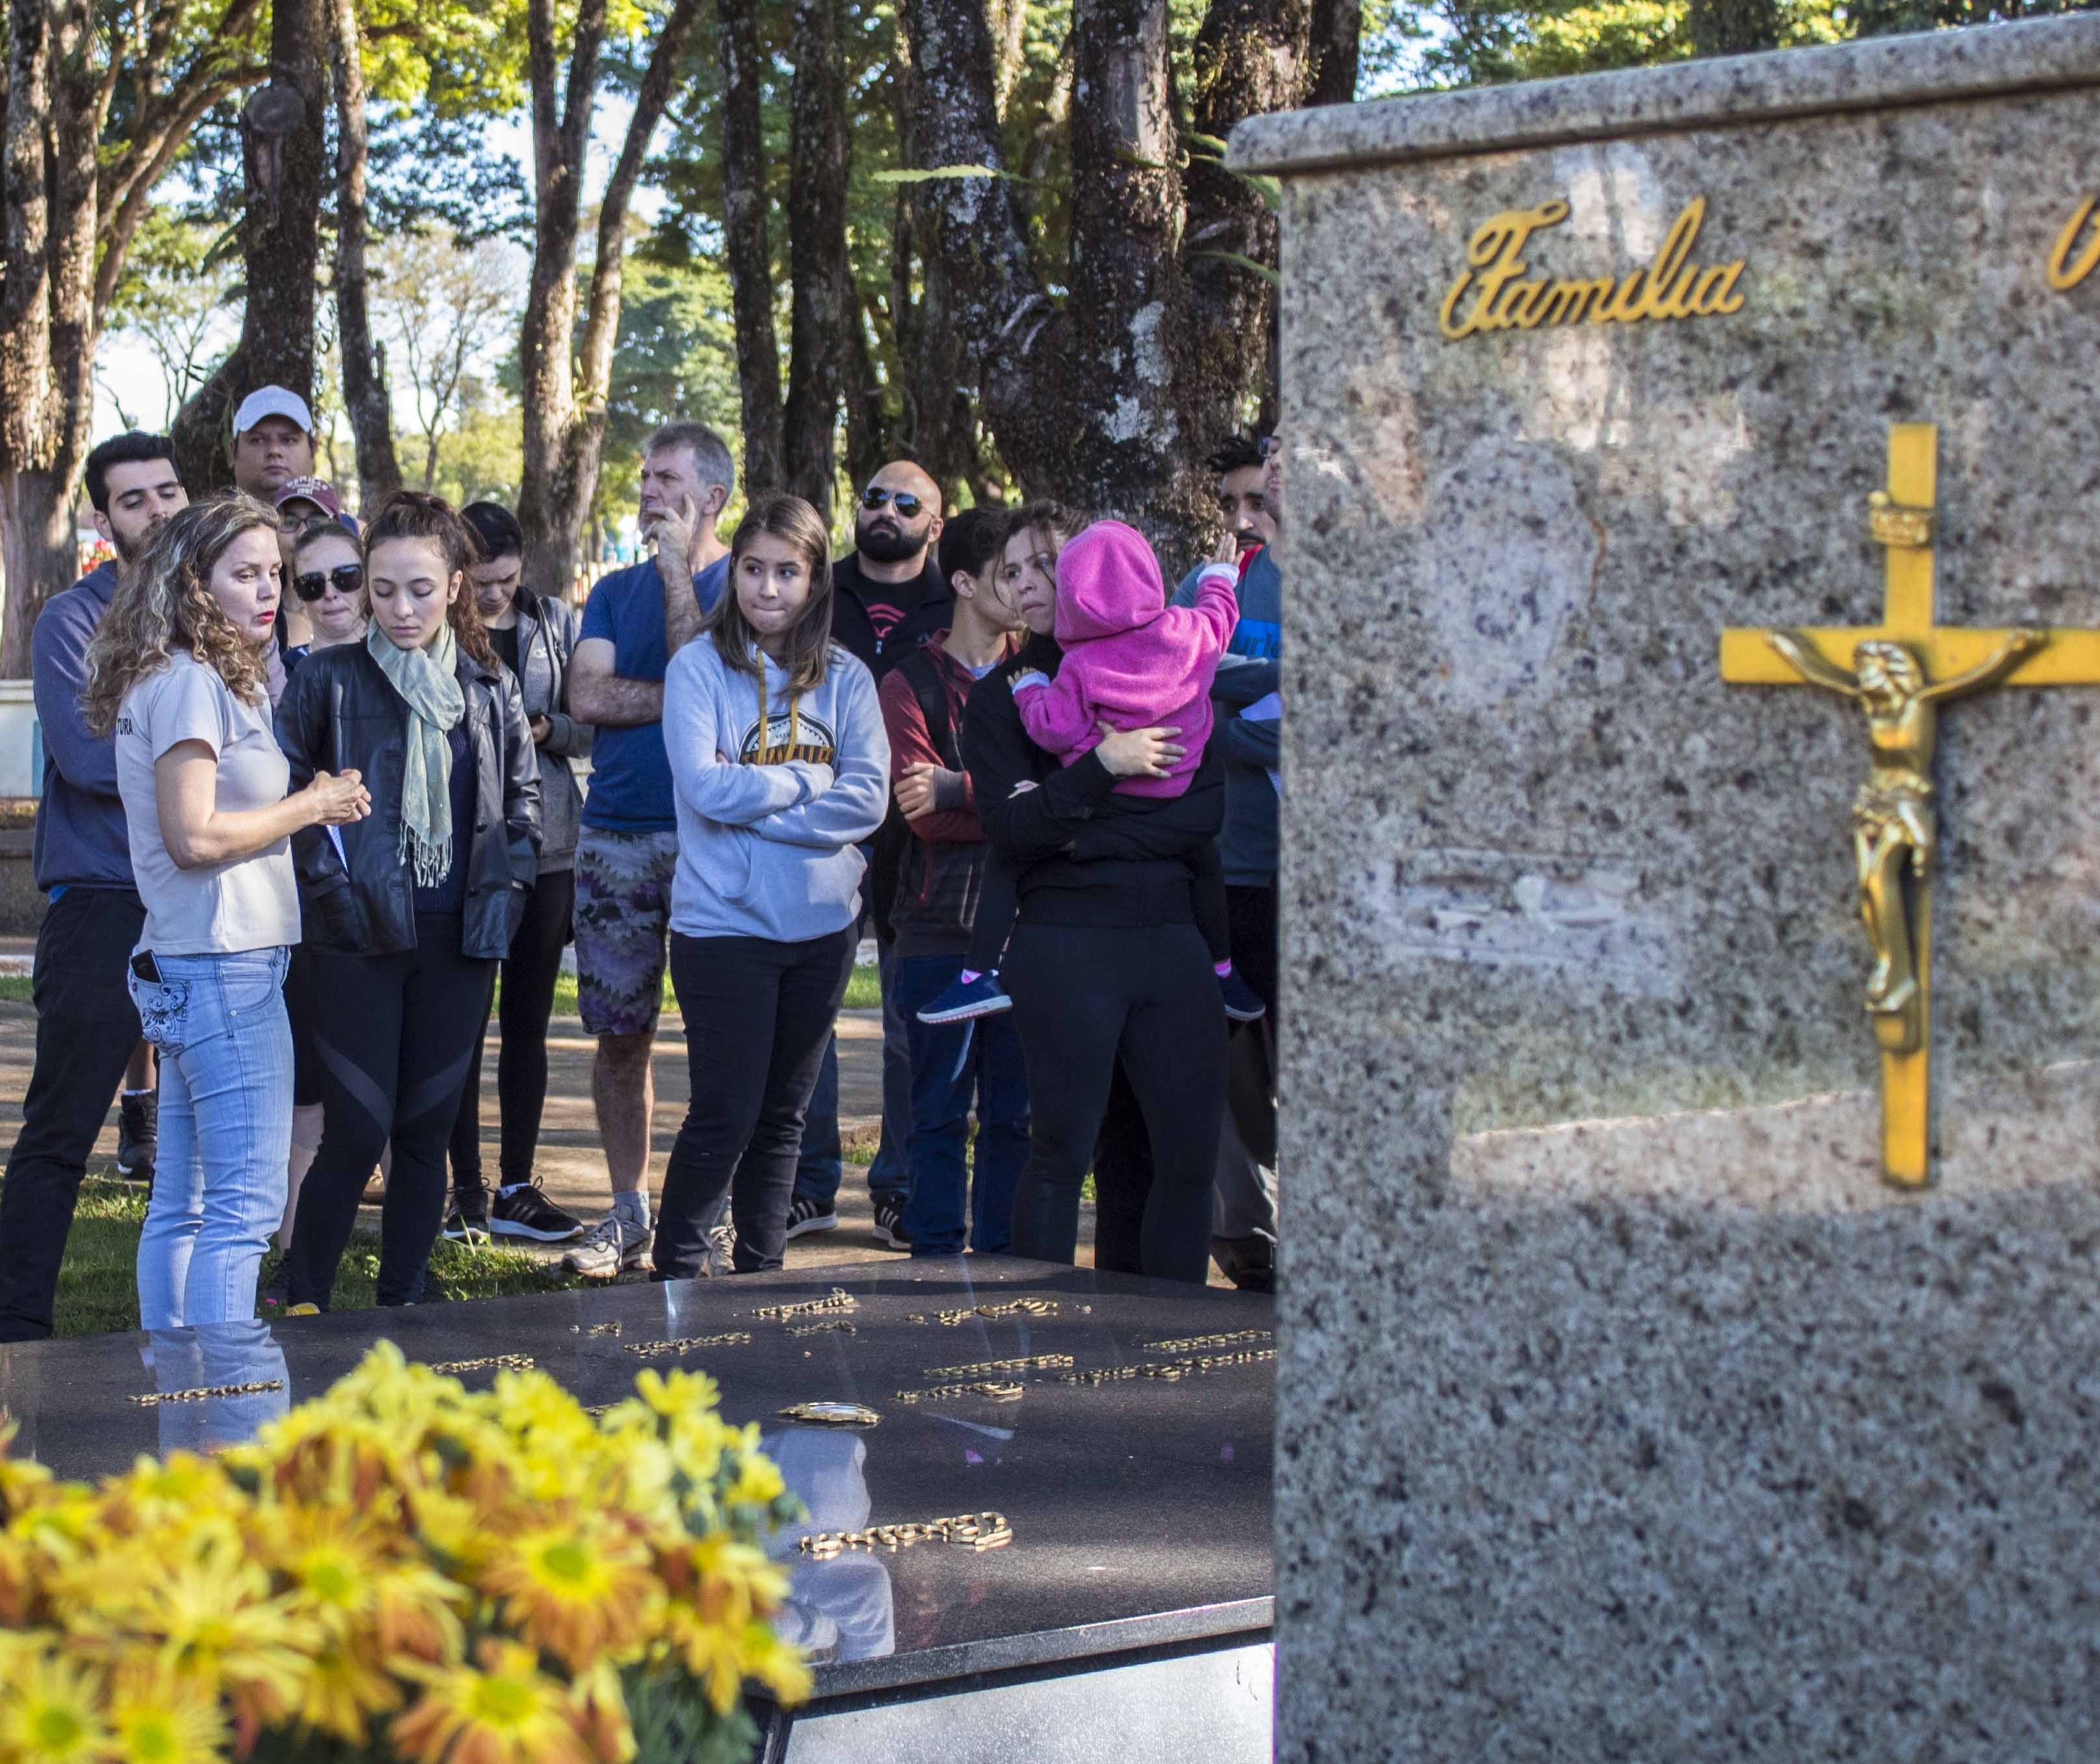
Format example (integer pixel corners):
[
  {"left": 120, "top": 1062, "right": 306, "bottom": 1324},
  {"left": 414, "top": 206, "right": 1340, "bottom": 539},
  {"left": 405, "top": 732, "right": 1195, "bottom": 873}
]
[
  {"left": 47, "top": 1176, "right": 583, "bottom": 1338},
  {"left": 0, "top": 963, "right": 884, "bottom": 1023},
  {"left": 531, "top": 961, "right": 882, "bottom": 1020}
]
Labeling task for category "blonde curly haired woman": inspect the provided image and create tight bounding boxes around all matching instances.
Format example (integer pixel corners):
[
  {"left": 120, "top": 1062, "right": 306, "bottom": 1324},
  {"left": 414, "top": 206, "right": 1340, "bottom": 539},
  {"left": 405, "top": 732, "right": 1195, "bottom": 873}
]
[{"left": 84, "top": 496, "right": 370, "bottom": 1328}]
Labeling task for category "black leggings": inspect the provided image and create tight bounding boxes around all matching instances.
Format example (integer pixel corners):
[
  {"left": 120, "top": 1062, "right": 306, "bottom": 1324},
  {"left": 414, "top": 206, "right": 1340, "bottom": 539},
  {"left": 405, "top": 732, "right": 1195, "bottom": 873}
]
[
  {"left": 967, "top": 843, "right": 1231, "bottom": 974},
  {"left": 1002, "top": 920, "right": 1225, "bottom": 1284},
  {"left": 448, "top": 869, "right": 574, "bottom": 1189},
  {"left": 655, "top": 927, "right": 857, "bottom": 1280},
  {"left": 287, "top": 914, "right": 495, "bottom": 1308}
]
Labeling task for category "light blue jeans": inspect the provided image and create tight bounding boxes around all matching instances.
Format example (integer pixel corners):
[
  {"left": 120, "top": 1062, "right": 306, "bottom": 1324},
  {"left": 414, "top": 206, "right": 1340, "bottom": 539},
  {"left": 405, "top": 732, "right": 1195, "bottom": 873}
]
[{"left": 129, "top": 947, "right": 293, "bottom": 1329}]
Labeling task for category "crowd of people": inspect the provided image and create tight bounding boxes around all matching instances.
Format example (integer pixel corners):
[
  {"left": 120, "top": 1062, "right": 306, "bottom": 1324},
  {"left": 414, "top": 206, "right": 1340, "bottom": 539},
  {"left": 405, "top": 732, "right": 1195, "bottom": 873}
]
[{"left": 0, "top": 386, "right": 1285, "bottom": 1339}]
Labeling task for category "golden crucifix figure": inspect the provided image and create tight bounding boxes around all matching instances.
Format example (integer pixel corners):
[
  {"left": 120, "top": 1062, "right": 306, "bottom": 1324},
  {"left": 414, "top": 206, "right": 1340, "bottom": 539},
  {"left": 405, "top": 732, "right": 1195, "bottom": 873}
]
[
  {"left": 1720, "top": 424, "right": 2100, "bottom": 1188},
  {"left": 1760, "top": 626, "right": 2043, "bottom": 1054}
]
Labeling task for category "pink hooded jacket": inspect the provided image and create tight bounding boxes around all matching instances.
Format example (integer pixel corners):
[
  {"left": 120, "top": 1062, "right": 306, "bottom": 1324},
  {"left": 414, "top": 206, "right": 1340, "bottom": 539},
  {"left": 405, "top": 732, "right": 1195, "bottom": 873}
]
[{"left": 1013, "top": 519, "right": 1238, "bottom": 799}]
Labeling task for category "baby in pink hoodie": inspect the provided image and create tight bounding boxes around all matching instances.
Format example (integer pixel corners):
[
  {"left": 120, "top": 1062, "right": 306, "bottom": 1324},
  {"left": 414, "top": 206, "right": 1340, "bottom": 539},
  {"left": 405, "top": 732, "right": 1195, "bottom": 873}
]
[
  {"left": 1010, "top": 520, "right": 1239, "bottom": 797},
  {"left": 913, "top": 520, "right": 1264, "bottom": 1033}
]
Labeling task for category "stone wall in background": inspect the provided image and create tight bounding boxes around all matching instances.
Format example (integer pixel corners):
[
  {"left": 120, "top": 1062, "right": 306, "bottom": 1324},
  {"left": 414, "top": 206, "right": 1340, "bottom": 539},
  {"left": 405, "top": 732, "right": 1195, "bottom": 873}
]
[{"left": 1234, "top": 18, "right": 2100, "bottom": 1759}]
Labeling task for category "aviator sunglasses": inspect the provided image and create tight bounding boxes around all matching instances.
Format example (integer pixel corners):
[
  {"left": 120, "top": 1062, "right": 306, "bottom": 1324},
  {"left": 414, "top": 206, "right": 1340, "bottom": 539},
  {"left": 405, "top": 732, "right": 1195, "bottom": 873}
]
[
  {"left": 294, "top": 563, "right": 364, "bottom": 603},
  {"left": 859, "top": 486, "right": 925, "bottom": 518}
]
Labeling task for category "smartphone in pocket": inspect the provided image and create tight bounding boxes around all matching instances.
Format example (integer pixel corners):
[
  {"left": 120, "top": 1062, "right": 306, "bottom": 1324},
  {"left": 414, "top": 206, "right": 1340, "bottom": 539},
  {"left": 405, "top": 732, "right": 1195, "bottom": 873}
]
[{"left": 129, "top": 950, "right": 162, "bottom": 985}]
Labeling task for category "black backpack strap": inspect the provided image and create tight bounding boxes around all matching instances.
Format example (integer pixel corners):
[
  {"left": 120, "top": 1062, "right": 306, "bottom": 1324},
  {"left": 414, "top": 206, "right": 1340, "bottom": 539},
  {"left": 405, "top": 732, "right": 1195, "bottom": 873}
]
[{"left": 895, "top": 648, "right": 959, "bottom": 771}]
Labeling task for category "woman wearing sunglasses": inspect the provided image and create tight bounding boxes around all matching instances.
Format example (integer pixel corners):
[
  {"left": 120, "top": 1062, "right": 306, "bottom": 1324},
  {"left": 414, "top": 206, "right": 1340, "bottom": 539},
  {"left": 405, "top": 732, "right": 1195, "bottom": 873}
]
[{"left": 271, "top": 517, "right": 376, "bottom": 1288}]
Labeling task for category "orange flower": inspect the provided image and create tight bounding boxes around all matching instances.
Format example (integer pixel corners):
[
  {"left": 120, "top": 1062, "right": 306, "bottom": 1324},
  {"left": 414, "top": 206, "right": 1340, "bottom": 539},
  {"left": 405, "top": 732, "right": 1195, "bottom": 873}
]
[{"left": 479, "top": 1520, "right": 657, "bottom": 1672}]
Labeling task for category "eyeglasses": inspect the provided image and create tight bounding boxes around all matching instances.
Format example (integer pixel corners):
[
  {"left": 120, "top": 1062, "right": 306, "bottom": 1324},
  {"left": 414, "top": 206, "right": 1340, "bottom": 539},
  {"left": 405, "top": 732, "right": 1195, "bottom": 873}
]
[
  {"left": 294, "top": 563, "right": 363, "bottom": 603},
  {"left": 859, "top": 487, "right": 925, "bottom": 518}
]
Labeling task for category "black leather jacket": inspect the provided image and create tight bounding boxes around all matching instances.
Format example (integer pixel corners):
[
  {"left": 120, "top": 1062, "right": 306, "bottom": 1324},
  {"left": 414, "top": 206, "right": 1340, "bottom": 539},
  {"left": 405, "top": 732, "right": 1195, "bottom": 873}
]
[{"left": 275, "top": 641, "right": 541, "bottom": 959}]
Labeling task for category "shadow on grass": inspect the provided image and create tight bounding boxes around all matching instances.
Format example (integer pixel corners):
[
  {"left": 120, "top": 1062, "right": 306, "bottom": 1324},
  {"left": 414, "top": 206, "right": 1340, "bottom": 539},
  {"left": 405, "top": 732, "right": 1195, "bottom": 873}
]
[{"left": 47, "top": 1176, "right": 584, "bottom": 1338}]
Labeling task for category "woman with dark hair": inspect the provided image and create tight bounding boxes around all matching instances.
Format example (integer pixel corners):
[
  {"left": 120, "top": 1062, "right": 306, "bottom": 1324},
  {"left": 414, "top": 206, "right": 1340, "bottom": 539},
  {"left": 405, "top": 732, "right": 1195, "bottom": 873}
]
[
  {"left": 83, "top": 497, "right": 369, "bottom": 1327},
  {"left": 274, "top": 490, "right": 540, "bottom": 1309},
  {"left": 442, "top": 500, "right": 592, "bottom": 1246},
  {"left": 278, "top": 514, "right": 375, "bottom": 1261},
  {"left": 655, "top": 493, "right": 891, "bottom": 1277},
  {"left": 962, "top": 503, "right": 1227, "bottom": 1285}
]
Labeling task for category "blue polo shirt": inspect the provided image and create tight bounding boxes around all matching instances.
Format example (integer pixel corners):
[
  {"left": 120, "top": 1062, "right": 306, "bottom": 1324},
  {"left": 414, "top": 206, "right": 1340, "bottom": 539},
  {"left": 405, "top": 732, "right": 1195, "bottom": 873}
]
[{"left": 578, "top": 554, "right": 729, "bottom": 832}]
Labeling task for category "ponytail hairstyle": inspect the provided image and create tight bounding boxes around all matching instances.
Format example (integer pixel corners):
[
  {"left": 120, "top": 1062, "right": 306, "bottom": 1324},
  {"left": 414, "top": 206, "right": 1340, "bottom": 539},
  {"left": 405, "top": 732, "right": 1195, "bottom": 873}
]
[
  {"left": 709, "top": 493, "right": 836, "bottom": 693},
  {"left": 83, "top": 495, "right": 278, "bottom": 737},
  {"left": 361, "top": 489, "right": 496, "bottom": 667}
]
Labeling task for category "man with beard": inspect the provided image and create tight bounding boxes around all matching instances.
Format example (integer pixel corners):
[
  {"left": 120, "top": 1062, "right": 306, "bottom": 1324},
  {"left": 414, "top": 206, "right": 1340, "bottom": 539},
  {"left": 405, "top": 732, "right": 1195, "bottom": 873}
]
[
  {"left": 561, "top": 423, "right": 732, "bottom": 1280},
  {"left": 785, "top": 461, "right": 948, "bottom": 1252},
  {"left": 0, "top": 433, "right": 188, "bottom": 1340},
  {"left": 1170, "top": 433, "right": 1284, "bottom": 1293}
]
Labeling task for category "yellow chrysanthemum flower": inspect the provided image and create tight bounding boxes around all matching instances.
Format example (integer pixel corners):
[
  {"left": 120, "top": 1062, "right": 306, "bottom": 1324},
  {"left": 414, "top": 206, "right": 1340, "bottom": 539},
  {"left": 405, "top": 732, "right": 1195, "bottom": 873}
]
[
  {"left": 565, "top": 1659, "right": 636, "bottom": 1764},
  {"left": 393, "top": 1640, "right": 593, "bottom": 1764},
  {"left": 106, "top": 1671, "right": 226, "bottom": 1764},
  {"left": 295, "top": 1640, "right": 404, "bottom": 1745},
  {"left": 723, "top": 1455, "right": 785, "bottom": 1510},
  {"left": 481, "top": 1518, "right": 658, "bottom": 1671},
  {"left": 0, "top": 1649, "right": 110, "bottom": 1764}
]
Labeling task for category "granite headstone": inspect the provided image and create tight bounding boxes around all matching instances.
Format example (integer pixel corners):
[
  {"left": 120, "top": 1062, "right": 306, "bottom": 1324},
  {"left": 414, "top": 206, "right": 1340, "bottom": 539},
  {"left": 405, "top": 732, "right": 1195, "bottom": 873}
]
[{"left": 1232, "top": 17, "right": 2100, "bottom": 1759}]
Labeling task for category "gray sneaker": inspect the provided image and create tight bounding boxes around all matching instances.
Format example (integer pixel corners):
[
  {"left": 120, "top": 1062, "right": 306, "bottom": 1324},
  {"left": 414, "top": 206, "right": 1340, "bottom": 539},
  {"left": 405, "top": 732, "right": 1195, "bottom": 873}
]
[{"left": 562, "top": 1211, "right": 652, "bottom": 1280}]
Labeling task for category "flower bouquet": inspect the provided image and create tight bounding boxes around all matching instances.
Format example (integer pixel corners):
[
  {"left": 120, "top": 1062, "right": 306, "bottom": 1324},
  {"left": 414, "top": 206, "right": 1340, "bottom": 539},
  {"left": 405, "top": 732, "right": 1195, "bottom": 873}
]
[{"left": 0, "top": 1344, "right": 808, "bottom": 1764}]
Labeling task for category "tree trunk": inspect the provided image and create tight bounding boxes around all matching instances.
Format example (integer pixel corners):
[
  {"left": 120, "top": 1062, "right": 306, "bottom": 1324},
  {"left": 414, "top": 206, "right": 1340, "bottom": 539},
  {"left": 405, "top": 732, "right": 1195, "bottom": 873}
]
[
  {"left": 902, "top": 0, "right": 1310, "bottom": 571},
  {"left": 1305, "top": 0, "right": 1358, "bottom": 105},
  {"left": 783, "top": 0, "right": 848, "bottom": 523},
  {"left": 516, "top": 0, "right": 607, "bottom": 603},
  {"left": 717, "top": 0, "right": 784, "bottom": 496},
  {"left": 331, "top": 0, "right": 400, "bottom": 513},
  {"left": 518, "top": 0, "right": 702, "bottom": 601},
  {"left": 172, "top": 0, "right": 329, "bottom": 497}
]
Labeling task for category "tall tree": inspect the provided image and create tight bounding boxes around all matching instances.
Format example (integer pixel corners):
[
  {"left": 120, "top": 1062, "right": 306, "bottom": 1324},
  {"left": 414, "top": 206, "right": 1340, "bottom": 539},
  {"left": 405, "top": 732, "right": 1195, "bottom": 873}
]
[
  {"left": 901, "top": 0, "right": 1311, "bottom": 561},
  {"left": 1306, "top": 0, "right": 1360, "bottom": 101},
  {"left": 332, "top": 0, "right": 402, "bottom": 511},
  {"left": 0, "top": 0, "right": 265, "bottom": 671},
  {"left": 715, "top": 0, "right": 785, "bottom": 494},
  {"left": 517, "top": 0, "right": 706, "bottom": 603},
  {"left": 172, "top": 0, "right": 331, "bottom": 495},
  {"left": 781, "top": 0, "right": 849, "bottom": 519},
  {"left": 372, "top": 229, "right": 521, "bottom": 491}
]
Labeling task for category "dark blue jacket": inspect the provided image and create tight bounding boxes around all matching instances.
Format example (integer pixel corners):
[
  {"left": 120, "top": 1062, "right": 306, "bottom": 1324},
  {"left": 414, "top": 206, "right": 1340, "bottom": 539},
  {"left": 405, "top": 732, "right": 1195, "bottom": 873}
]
[
  {"left": 1175, "top": 546, "right": 1281, "bottom": 888},
  {"left": 31, "top": 563, "right": 133, "bottom": 892}
]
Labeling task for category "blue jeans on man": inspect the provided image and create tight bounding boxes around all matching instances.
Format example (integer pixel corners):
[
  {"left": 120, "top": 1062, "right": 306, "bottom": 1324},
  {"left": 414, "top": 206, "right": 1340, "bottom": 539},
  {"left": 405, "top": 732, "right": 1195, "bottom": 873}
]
[
  {"left": 893, "top": 955, "right": 1030, "bottom": 1256},
  {"left": 794, "top": 936, "right": 911, "bottom": 1209}
]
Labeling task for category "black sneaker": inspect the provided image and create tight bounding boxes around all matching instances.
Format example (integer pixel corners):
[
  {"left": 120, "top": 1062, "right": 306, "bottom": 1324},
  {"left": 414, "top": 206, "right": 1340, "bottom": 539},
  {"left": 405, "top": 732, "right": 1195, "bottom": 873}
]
[
  {"left": 491, "top": 1181, "right": 585, "bottom": 1242},
  {"left": 443, "top": 1179, "right": 492, "bottom": 1244},
  {"left": 116, "top": 1090, "right": 157, "bottom": 1184},
  {"left": 872, "top": 1195, "right": 910, "bottom": 1249},
  {"left": 785, "top": 1194, "right": 839, "bottom": 1240},
  {"left": 1219, "top": 970, "right": 1266, "bottom": 1023}
]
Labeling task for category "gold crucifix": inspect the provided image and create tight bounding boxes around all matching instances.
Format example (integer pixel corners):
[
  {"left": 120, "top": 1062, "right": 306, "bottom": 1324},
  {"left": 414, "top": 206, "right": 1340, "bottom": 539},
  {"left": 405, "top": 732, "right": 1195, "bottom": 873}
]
[{"left": 1720, "top": 424, "right": 2100, "bottom": 1188}]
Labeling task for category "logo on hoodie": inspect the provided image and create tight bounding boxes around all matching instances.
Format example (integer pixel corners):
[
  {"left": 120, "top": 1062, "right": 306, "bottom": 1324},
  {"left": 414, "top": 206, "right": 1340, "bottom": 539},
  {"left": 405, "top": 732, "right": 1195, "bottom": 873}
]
[{"left": 737, "top": 708, "right": 837, "bottom": 767}]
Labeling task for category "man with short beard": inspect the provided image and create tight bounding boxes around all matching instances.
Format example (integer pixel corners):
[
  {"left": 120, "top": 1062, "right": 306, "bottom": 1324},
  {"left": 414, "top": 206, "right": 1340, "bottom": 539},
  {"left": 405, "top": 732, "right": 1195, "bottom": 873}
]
[
  {"left": 0, "top": 433, "right": 189, "bottom": 1340},
  {"left": 786, "top": 461, "right": 949, "bottom": 1252}
]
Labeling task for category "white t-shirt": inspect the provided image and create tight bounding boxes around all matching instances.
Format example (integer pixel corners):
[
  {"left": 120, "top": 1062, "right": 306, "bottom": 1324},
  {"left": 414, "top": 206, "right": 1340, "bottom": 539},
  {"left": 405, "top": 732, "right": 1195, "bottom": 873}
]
[{"left": 114, "top": 650, "right": 301, "bottom": 956}]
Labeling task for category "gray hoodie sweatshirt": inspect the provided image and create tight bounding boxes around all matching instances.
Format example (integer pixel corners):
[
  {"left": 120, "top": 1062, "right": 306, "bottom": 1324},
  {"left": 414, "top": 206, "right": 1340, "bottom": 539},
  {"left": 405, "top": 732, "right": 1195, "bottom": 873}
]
[{"left": 663, "top": 635, "right": 891, "bottom": 942}]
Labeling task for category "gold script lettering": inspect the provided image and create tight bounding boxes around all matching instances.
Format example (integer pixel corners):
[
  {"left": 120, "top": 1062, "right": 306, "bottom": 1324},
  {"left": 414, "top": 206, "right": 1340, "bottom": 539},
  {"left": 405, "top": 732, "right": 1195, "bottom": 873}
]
[
  {"left": 2047, "top": 196, "right": 2100, "bottom": 292},
  {"left": 1439, "top": 196, "right": 1747, "bottom": 341}
]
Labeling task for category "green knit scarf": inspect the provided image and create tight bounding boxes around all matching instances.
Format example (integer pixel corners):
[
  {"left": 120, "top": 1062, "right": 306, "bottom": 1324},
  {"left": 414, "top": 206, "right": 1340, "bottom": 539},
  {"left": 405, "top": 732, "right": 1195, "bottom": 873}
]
[{"left": 365, "top": 621, "right": 465, "bottom": 888}]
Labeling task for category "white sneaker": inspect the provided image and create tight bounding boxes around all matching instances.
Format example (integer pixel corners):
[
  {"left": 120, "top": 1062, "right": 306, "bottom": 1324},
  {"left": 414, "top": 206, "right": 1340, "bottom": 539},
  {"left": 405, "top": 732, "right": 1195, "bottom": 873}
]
[{"left": 563, "top": 1211, "right": 652, "bottom": 1280}]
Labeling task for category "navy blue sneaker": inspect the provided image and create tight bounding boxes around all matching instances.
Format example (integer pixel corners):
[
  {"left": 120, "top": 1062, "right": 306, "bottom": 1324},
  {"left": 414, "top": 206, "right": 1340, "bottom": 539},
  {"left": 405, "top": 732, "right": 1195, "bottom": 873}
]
[
  {"left": 916, "top": 973, "right": 1013, "bottom": 1024},
  {"left": 1220, "top": 970, "right": 1266, "bottom": 1023}
]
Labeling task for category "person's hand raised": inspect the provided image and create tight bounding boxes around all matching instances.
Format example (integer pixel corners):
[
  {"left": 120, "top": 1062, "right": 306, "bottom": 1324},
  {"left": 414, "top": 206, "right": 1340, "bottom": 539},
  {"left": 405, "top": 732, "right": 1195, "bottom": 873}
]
[
  {"left": 1094, "top": 720, "right": 1183, "bottom": 780},
  {"left": 303, "top": 768, "right": 370, "bottom": 825},
  {"left": 1211, "top": 529, "right": 1241, "bottom": 567},
  {"left": 651, "top": 493, "right": 700, "bottom": 575}
]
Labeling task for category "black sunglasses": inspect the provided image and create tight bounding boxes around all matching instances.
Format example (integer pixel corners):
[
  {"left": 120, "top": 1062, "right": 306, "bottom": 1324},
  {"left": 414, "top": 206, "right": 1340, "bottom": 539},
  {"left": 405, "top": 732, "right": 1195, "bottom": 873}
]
[
  {"left": 294, "top": 563, "right": 363, "bottom": 603},
  {"left": 859, "top": 486, "right": 925, "bottom": 518}
]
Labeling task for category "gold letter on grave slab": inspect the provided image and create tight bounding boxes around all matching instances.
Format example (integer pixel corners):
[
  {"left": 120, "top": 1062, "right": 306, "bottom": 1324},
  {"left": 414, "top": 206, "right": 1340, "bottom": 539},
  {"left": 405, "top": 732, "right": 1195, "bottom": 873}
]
[
  {"left": 2048, "top": 196, "right": 2100, "bottom": 291},
  {"left": 1720, "top": 425, "right": 2100, "bottom": 1188}
]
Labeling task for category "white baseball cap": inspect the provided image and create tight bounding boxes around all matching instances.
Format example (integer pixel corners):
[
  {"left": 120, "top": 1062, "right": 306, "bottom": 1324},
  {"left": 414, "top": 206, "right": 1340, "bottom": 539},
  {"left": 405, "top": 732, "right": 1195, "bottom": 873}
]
[{"left": 232, "top": 386, "right": 315, "bottom": 436}]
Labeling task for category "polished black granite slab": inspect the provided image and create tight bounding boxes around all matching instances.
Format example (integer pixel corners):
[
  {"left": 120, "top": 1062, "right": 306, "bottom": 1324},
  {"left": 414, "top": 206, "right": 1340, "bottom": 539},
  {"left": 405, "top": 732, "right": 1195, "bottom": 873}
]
[{"left": 0, "top": 1258, "right": 1274, "bottom": 1702}]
